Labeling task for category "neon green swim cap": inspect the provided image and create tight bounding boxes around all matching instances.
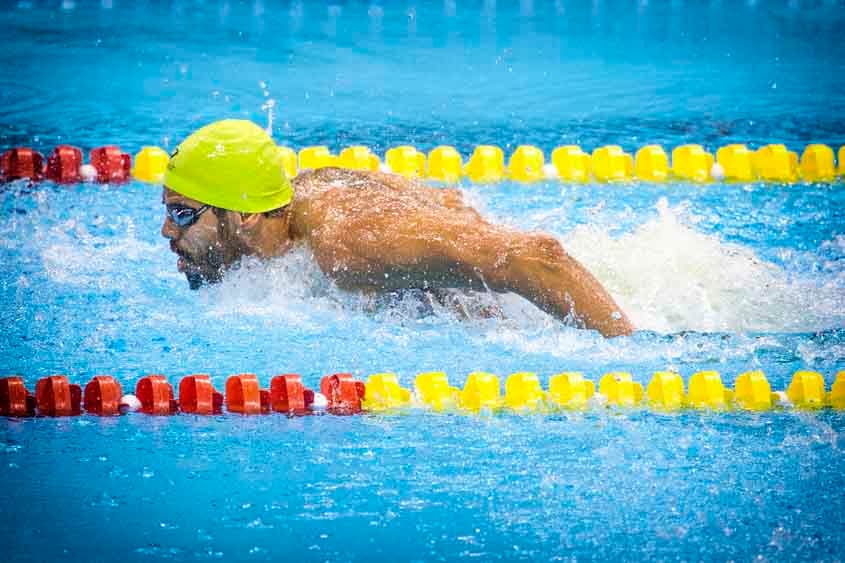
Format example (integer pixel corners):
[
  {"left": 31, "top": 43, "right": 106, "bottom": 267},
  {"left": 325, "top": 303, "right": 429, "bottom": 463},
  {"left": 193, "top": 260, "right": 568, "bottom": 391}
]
[{"left": 164, "top": 119, "right": 293, "bottom": 213}]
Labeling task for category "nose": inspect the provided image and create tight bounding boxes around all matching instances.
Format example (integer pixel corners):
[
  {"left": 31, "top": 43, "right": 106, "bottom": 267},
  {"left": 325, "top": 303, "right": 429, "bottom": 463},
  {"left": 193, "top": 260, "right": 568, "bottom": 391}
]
[{"left": 161, "top": 215, "right": 180, "bottom": 241}]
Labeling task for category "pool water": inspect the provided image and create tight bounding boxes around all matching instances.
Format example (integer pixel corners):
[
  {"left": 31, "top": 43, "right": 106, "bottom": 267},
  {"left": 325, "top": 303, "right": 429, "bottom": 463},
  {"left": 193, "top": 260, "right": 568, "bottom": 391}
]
[{"left": 2, "top": 0, "right": 845, "bottom": 560}]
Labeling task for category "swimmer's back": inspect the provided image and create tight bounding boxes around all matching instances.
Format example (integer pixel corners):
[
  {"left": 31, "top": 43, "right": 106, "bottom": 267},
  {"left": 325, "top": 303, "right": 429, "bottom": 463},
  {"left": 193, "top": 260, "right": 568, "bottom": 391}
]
[
  {"left": 287, "top": 167, "right": 633, "bottom": 336},
  {"left": 288, "top": 167, "right": 499, "bottom": 293},
  {"left": 290, "top": 167, "right": 484, "bottom": 234}
]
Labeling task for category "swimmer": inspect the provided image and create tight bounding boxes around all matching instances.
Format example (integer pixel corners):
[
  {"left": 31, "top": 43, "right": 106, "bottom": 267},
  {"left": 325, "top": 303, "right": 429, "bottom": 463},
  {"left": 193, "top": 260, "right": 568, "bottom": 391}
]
[{"left": 161, "top": 120, "right": 634, "bottom": 337}]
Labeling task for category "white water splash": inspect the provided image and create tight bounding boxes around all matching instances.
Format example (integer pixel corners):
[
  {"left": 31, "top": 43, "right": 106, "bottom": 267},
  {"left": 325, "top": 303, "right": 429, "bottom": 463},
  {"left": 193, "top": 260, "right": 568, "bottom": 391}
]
[
  {"left": 260, "top": 80, "right": 275, "bottom": 135},
  {"left": 563, "top": 198, "right": 844, "bottom": 333},
  {"left": 200, "top": 248, "right": 521, "bottom": 328},
  {"left": 33, "top": 198, "right": 843, "bottom": 335},
  {"left": 39, "top": 218, "right": 160, "bottom": 291}
]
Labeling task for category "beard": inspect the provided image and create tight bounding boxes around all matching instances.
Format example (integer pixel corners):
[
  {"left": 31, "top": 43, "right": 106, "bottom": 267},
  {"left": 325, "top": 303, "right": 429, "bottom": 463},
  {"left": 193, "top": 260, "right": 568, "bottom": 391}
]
[
  {"left": 178, "top": 246, "right": 228, "bottom": 290},
  {"left": 184, "top": 265, "right": 225, "bottom": 289},
  {"left": 186, "top": 271, "right": 205, "bottom": 290}
]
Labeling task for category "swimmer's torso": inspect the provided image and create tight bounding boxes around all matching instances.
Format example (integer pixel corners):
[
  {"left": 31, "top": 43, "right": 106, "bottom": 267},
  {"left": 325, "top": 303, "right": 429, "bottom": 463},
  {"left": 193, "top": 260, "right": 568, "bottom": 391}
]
[
  {"left": 288, "top": 167, "right": 496, "bottom": 291},
  {"left": 285, "top": 167, "right": 633, "bottom": 336},
  {"left": 290, "top": 167, "right": 484, "bottom": 234},
  {"left": 287, "top": 167, "right": 505, "bottom": 316}
]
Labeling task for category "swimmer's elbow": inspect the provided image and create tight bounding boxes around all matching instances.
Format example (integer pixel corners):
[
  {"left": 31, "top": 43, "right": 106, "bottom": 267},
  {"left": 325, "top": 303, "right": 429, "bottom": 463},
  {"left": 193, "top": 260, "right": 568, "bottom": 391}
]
[
  {"left": 606, "top": 320, "right": 635, "bottom": 338},
  {"left": 533, "top": 234, "right": 568, "bottom": 261},
  {"left": 590, "top": 311, "right": 635, "bottom": 338}
]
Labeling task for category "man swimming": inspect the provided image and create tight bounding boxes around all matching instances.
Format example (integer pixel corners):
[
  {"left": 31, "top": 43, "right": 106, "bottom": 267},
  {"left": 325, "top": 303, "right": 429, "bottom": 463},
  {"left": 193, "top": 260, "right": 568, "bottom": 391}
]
[{"left": 161, "top": 120, "right": 634, "bottom": 337}]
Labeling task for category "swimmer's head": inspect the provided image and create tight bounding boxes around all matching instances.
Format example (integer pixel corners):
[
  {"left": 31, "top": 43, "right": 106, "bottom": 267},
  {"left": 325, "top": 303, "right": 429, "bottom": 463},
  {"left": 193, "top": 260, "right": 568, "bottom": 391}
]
[{"left": 161, "top": 119, "right": 294, "bottom": 289}]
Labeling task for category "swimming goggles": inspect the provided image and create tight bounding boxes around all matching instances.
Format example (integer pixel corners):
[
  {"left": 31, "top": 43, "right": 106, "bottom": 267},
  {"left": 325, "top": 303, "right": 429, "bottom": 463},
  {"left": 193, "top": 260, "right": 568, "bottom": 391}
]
[{"left": 166, "top": 204, "right": 210, "bottom": 228}]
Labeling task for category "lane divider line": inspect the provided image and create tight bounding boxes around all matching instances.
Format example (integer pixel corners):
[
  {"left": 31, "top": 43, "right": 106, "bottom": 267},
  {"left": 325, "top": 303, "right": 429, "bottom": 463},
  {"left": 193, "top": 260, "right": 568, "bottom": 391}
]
[
  {"left": 1, "top": 369, "right": 843, "bottom": 417},
  {"left": 2, "top": 143, "right": 843, "bottom": 185}
]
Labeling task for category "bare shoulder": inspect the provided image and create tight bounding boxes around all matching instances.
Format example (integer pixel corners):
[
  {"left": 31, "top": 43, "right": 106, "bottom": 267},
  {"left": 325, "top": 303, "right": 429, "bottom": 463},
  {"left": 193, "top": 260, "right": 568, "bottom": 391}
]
[
  {"left": 288, "top": 167, "right": 497, "bottom": 286},
  {"left": 291, "top": 167, "right": 381, "bottom": 199},
  {"left": 291, "top": 167, "right": 483, "bottom": 228}
]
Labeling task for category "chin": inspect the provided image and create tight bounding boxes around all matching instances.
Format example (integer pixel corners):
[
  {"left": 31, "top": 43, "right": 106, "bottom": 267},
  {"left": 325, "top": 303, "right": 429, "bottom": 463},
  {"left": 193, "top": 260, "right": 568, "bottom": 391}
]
[
  {"left": 186, "top": 272, "right": 205, "bottom": 290},
  {"left": 184, "top": 267, "right": 225, "bottom": 290}
]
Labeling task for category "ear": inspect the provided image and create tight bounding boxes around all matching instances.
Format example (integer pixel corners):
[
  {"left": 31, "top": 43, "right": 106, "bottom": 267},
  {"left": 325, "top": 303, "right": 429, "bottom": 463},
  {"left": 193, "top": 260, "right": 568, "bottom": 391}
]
[{"left": 239, "top": 212, "right": 263, "bottom": 230}]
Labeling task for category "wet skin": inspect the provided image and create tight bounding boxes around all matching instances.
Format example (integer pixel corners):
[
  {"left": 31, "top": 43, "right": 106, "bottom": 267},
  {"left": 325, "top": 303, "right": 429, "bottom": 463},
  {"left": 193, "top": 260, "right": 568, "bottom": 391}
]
[{"left": 162, "top": 167, "right": 634, "bottom": 337}]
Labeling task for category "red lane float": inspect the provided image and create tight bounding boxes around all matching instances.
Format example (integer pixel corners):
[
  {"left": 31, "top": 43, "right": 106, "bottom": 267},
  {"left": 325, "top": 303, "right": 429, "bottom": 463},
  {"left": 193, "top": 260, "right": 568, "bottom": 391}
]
[
  {"left": 320, "top": 373, "right": 365, "bottom": 414},
  {"left": 46, "top": 145, "right": 83, "bottom": 184},
  {"left": 225, "top": 373, "right": 270, "bottom": 414},
  {"left": 5, "top": 373, "right": 367, "bottom": 417},
  {"left": 270, "top": 374, "right": 312, "bottom": 415},
  {"left": 0, "top": 147, "right": 45, "bottom": 181},
  {"left": 83, "top": 375, "right": 123, "bottom": 416},
  {"left": 136, "top": 375, "right": 177, "bottom": 415},
  {"left": 179, "top": 374, "right": 223, "bottom": 415},
  {"left": 35, "top": 375, "right": 82, "bottom": 416},
  {"left": 90, "top": 145, "right": 131, "bottom": 183},
  {"left": 0, "top": 376, "right": 36, "bottom": 417}
]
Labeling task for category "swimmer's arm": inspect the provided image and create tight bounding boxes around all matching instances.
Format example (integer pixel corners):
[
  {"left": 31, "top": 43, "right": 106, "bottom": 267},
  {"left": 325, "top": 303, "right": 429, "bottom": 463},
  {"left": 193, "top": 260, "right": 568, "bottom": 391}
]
[
  {"left": 310, "top": 210, "right": 633, "bottom": 337},
  {"left": 479, "top": 231, "right": 635, "bottom": 337}
]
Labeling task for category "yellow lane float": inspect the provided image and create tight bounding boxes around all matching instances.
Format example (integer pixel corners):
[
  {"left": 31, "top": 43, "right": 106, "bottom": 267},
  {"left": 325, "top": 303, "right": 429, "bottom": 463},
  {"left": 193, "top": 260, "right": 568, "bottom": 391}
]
[
  {"left": 9, "top": 141, "right": 845, "bottom": 186},
  {"left": 830, "top": 371, "right": 845, "bottom": 410},
  {"left": 132, "top": 146, "right": 169, "bottom": 183},
  {"left": 599, "top": 372, "right": 643, "bottom": 407},
  {"left": 427, "top": 146, "right": 463, "bottom": 183},
  {"left": 361, "top": 373, "right": 411, "bottom": 411},
  {"left": 787, "top": 370, "right": 826, "bottom": 409},
  {"left": 460, "top": 371, "right": 502, "bottom": 412},
  {"left": 591, "top": 145, "right": 633, "bottom": 182},
  {"left": 338, "top": 146, "right": 380, "bottom": 171},
  {"left": 551, "top": 145, "right": 591, "bottom": 182},
  {"left": 733, "top": 370, "right": 773, "bottom": 411},
  {"left": 299, "top": 146, "right": 336, "bottom": 170},
  {"left": 646, "top": 371, "right": 685, "bottom": 410},
  {"left": 414, "top": 372, "right": 460, "bottom": 411},
  {"left": 548, "top": 372, "right": 595, "bottom": 408},
  {"left": 507, "top": 145, "right": 545, "bottom": 183},
  {"left": 465, "top": 145, "right": 506, "bottom": 183},
  {"left": 385, "top": 145, "right": 425, "bottom": 178},
  {"left": 634, "top": 145, "right": 669, "bottom": 182},
  {"left": 504, "top": 372, "right": 547, "bottom": 412},
  {"left": 715, "top": 144, "right": 755, "bottom": 182},
  {"left": 799, "top": 144, "right": 836, "bottom": 183},
  {"left": 753, "top": 144, "right": 799, "bottom": 183},
  {"left": 672, "top": 144, "right": 714, "bottom": 183},
  {"left": 688, "top": 371, "right": 731, "bottom": 409}
]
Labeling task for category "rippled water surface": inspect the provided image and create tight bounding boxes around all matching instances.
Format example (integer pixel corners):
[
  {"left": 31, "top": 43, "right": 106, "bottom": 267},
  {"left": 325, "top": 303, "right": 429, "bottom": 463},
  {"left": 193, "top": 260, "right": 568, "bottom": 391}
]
[{"left": 2, "top": 0, "right": 845, "bottom": 561}]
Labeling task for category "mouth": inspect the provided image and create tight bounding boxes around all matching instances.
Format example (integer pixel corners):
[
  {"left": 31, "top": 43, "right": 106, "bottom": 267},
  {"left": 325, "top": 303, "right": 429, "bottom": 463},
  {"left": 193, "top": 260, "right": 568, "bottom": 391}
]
[
  {"left": 176, "top": 255, "right": 204, "bottom": 280},
  {"left": 176, "top": 255, "right": 194, "bottom": 273},
  {"left": 186, "top": 271, "right": 204, "bottom": 290},
  {"left": 177, "top": 255, "right": 205, "bottom": 290},
  {"left": 169, "top": 242, "right": 224, "bottom": 289},
  {"left": 171, "top": 244, "right": 202, "bottom": 288},
  {"left": 171, "top": 243, "right": 194, "bottom": 271}
]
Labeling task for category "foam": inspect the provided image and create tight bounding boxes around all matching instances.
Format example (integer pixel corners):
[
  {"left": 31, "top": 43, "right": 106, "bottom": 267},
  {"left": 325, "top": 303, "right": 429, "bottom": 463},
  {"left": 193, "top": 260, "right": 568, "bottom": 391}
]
[
  {"left": 562, "top": 198, "right": 845, "bottom": 333},
  {"left": 32, "top": 195, "right": 844, "bottom": 336},
  {"left": 164, "top": 201, "right": 845, "bottom": 336},
  {"left": 202, "top": 247, "right": 519, "bottom": 329},
  {"left": 39, "top": 217, "right": 159, "bottom": 291}
]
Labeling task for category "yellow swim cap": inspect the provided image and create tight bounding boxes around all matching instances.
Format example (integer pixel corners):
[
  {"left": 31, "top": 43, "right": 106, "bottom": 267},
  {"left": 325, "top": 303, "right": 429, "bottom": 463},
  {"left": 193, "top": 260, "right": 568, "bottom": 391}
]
[{"left": 164, "top": 119, "right": 293, "bottom": 213}]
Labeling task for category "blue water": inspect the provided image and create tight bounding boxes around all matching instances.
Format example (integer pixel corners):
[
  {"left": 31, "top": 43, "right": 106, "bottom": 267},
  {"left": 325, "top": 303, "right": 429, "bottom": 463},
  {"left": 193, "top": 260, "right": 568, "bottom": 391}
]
[{"left": 2, "top": 0, "right": 845, "bottom": 560}]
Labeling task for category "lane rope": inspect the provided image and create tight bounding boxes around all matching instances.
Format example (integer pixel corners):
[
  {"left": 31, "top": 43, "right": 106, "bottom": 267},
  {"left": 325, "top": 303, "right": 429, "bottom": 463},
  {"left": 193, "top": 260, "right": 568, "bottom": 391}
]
[
  {"left": 1, "top": 142, "right": 843, "bottom": 185},
  {"left": 1, "top": 369, "right": 843, "bottom": 417}
]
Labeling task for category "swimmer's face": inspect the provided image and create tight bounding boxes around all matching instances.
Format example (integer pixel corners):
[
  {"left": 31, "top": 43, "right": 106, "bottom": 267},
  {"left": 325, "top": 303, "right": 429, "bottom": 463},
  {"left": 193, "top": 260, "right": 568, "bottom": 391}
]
[{"left": 161, "top": 188, "right": 242, "bottom": 289}]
